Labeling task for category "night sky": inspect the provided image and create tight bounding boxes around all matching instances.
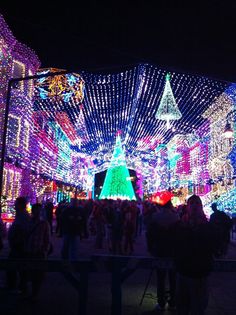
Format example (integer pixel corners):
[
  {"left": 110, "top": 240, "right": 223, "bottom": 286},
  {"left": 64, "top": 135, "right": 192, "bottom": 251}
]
[{"left": 1, "top": 2, "right": 236, "bottom": 82}]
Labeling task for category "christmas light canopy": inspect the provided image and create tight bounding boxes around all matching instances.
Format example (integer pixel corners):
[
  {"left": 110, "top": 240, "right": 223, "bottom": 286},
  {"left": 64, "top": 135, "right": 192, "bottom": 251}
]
[
  {"left": 8, "top": 63, "right": 233, "bottom": 188},
  {"left": 31, "top": 65, "right": 232, "bottom": 177}
]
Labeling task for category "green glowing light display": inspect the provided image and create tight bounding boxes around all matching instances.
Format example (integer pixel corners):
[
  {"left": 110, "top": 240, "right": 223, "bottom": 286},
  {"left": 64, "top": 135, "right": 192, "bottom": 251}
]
[{"left": 99, "top": 135, "right": 136, "bottom": 200}]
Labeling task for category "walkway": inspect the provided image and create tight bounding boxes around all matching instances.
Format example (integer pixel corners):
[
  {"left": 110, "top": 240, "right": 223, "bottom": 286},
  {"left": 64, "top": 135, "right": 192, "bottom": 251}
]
[{"left": 0, "top": 228, "right": 236, "bottom": 315}]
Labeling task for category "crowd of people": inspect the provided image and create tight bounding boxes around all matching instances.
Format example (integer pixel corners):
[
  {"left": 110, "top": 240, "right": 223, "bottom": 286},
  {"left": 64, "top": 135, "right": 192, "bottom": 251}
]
[
  {"left": 0, "top": 194, "right": 234, "bottom": 314},
  {"left": 146, "top": 194, "right": 233, "bottom": 314}
]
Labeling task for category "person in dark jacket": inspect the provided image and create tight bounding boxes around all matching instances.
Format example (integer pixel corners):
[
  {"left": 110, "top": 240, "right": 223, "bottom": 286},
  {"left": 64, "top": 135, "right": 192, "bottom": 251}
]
[
  {"left": 26, "top": 203, "right": 51, "bottom": 300},
  {"left": 146, "top": 198, "right": 179, "bottom": 311},
  {"left": 60, "top": 199, "right": 83, "bottom": 260},
  {"left": 6, "top": 196, "right": 31, "bottom": 293},
  {"left": 55, "top": 199, "right": 67, "bottom": 237},
  {"left": 44, "top": 199, "right": 54, "bottom": 235},
  {"left": 174, "top": 194, "right": 218, "bottom": 315},
  {"left": 209, "top": 202, "right": 233, "bottom": 257}
]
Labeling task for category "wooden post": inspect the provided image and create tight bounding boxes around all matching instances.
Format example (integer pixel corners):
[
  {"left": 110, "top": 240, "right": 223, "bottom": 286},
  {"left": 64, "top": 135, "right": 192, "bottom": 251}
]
[
  {"left": 75, "top": 186, "right": 78, "bottom": 200},
  {"left": 78, "top": 267, "right": 89, "bottom": 315},
  {"left": 111, "top": 258, "right": 122, "bottom": 315}
]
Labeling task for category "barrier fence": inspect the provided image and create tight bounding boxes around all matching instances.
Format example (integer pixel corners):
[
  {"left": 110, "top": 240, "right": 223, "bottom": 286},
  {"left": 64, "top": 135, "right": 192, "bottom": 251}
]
[{"left": 0, "top": 255, "right": 236, "bottom": 315}]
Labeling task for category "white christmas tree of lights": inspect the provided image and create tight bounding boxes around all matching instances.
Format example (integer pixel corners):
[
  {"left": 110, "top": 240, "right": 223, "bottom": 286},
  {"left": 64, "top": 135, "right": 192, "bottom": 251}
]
[{"left": 155, "top": 73, "right": 182, "bottom": 129}]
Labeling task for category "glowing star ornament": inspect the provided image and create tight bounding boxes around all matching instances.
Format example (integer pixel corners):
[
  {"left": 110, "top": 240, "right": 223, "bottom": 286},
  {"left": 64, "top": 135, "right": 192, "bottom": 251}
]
[
  {"left": 155, "top": 73, "right": 182, "bottom": 129},
  {"left": 35, "top": 68, "right": 85, "bottom": 103},
  {"left": 99, "top": 134, "right": 136, "bottom": 200}
]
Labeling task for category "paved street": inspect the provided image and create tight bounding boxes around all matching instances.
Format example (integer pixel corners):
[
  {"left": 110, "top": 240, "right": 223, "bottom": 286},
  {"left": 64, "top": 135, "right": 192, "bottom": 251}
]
[{"left": 0, "top": 228, "right": 236, "bottom": 315}]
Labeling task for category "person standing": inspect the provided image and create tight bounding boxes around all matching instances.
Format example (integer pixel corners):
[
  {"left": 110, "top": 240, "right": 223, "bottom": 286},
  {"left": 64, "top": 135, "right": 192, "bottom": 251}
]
[
  {"left": 25, "top": 203, "right": 51, "bottom": 300},
  {"left": 6, "top": 196, "right": 31, "bottom": 294},
  {"left": 146, "top": 197, "right": 179, "bottom": 310},
  {"left": 55, "top": 199, "right": 67, "bottom": 237},
  {"left": 60, "top": 199, "right": 83, "bottom": 260},
  {"left": 44, "top": 199, "right": 54, "bottom": 235},
  {"left": 174, "top": 194, "right": 218, "bottom": 315},
  {"left": 209, "top": 202, "right": 233, "bottom": 257},
  {"left": 91, "top": 202, "right": 106, "bottom": 249},
  {"left": 111, "top": 201, "right": 124, "bottom": 255},
  {"left": 136, "top": 200, "right": 144, "bottom": 236},
  {"left": 123, "top": 203, "right": 136, "bottom": 255}
]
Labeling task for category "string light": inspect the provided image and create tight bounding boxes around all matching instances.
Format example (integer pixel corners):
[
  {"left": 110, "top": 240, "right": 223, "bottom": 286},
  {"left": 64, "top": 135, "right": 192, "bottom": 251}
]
[
  {"left": 2, "top": 10, "right": 236, "bottom": 212},
  {"left": 5, "top": 66, "right": 236, "bottom": 211}
]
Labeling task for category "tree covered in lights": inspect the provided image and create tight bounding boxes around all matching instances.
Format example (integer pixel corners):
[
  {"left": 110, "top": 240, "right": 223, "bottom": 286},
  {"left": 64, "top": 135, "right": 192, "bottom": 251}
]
[
  {"left": 155, "top": 73, "right": 182, "bottom": 129},
  {"left": 99, "top": 134, "right": 136, "bottom": 200}
]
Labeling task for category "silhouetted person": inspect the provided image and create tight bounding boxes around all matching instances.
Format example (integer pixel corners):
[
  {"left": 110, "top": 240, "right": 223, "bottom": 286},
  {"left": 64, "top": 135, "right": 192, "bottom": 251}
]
[
  {"left": 25, "top": 203, "right": 51, "bottom": 300},
  {"left": 80, "top": 200, "right": 90, "bottom": 239},
  {"left": 91, "top": 202, "right": 106, "bottom": 249},
  {"left": 174, "top": 195, "right": 218, "bottom": 315},
  {"left": 55, "top": 199, "right": 67, "bottom": 237},
  {"left": 7, "top": 196, "right": 30, "bottom": 294},
  {"left": 44, "top": 199, "right": 54, "bottom": 234},
  {"left": 209, "top": 202, "right": 232, "bottom": 257},
  {"left": 146, "top": 197, "right": 179, "bottom": 311},
  {"left": 111, "top": 202, "right": 123, "bottom": 255},
  {"left": 60, "top": 199, "right": 83, "bottom": 260},
  {"left": 136, "top": 200, "right": 144, "bottom": 236}
]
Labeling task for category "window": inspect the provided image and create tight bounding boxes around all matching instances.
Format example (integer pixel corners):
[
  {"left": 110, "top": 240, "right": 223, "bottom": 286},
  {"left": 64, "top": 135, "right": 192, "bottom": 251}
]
[
  {"left": 8, "top": 114, "right": 21, "bottom": 147},
  {"left": 12, "top": 60, "right": 25, "bottom": 91}
]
